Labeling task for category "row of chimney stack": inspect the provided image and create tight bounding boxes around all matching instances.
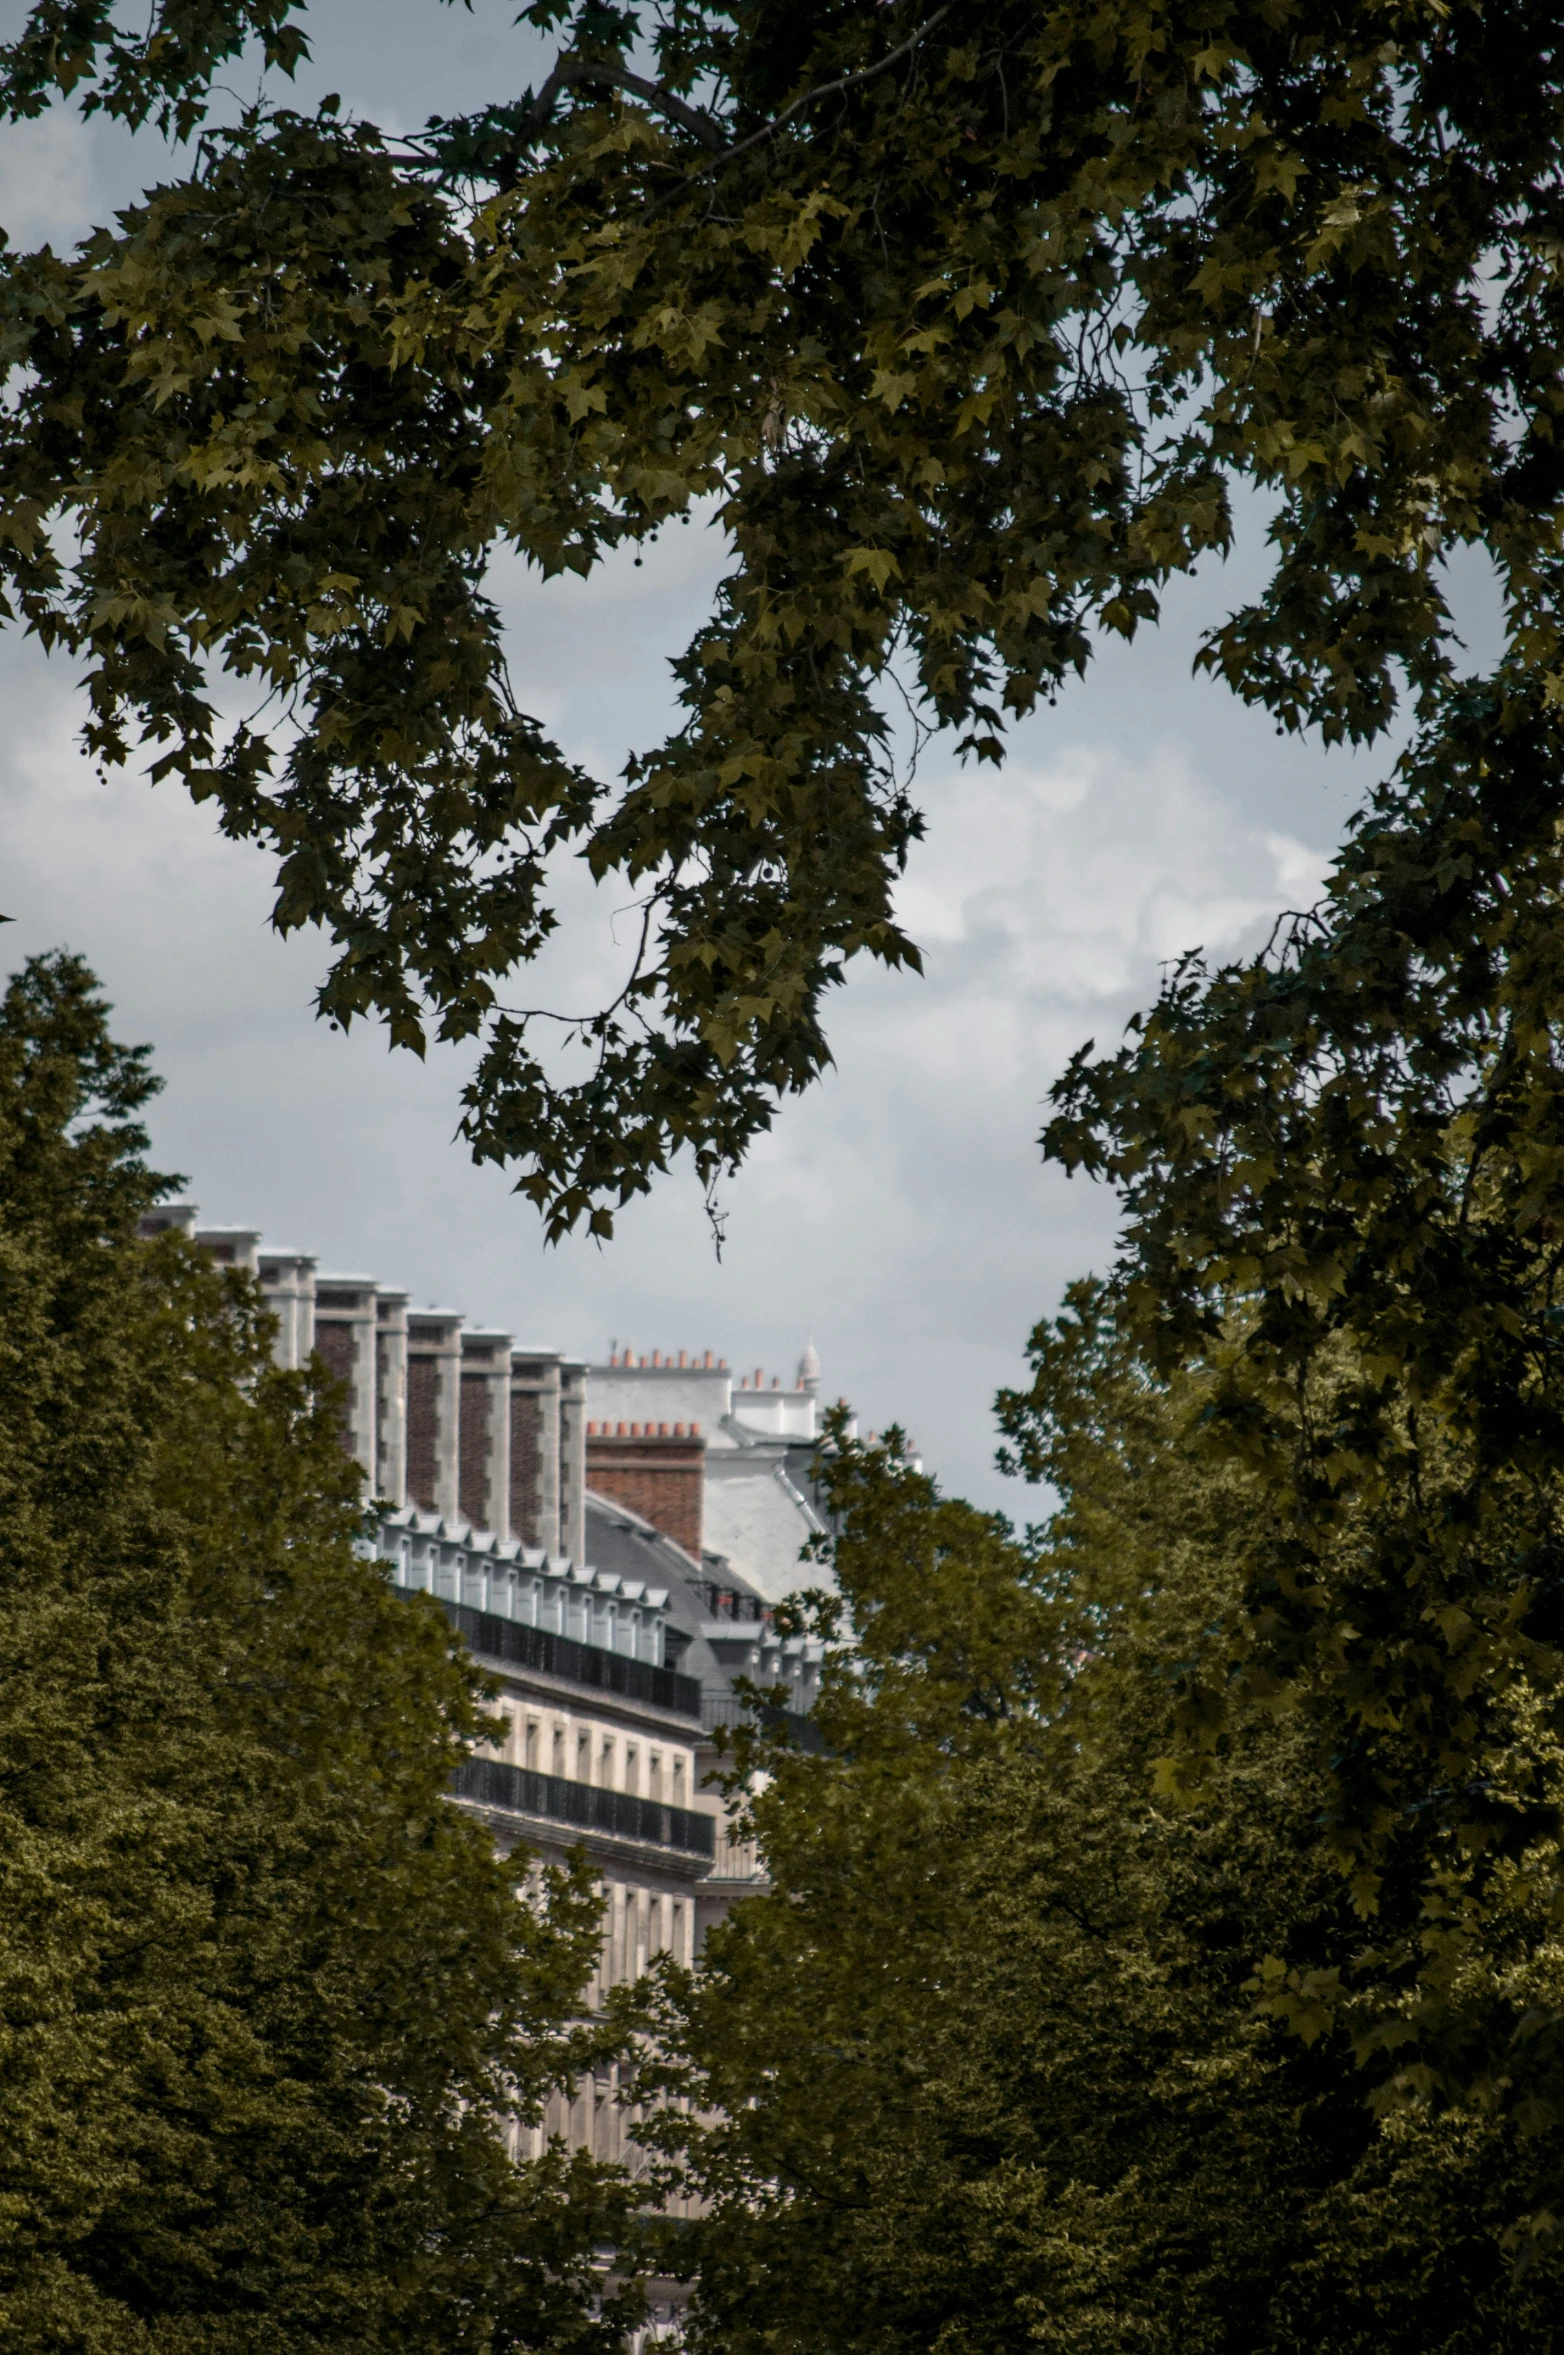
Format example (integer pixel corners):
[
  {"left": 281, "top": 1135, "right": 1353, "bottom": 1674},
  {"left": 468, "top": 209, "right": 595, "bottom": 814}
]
[{"left": 140, "top": 1207, "right": 587, "bottom": 1560}]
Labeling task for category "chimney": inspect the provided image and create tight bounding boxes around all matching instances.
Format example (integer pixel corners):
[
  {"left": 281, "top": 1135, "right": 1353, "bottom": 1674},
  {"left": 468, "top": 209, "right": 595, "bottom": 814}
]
[
  {"left": 376, "top": 1290, "right": 409, "bottom": 1507},
  {"left": 585, "top": 1420, "right": 707, "bottom": 1559},
  {"left": 405, "top": 1311, "right": 463, "bottom": 1518},
  {"left": 460, "top": 1329, "right": 513, "bottom": 1536}
]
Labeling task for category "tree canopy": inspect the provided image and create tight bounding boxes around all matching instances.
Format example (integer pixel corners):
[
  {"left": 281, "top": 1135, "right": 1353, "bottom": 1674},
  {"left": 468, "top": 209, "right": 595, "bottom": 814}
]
[
  {"left": 0, "top": 949, "right": 638, "bottom": 2352},
  {"left": 13, "top": 0, "right": 1564, "bottom": 2258},
  {"left": 1022, "top": 677, "right": 1564, "bottom": 2210},
  {"left": 633, "top": 1353, "right": 1564, "bottom": 2350},
  {"left": 5, "top": 0, "right": 1562, "bottom": 1230}
]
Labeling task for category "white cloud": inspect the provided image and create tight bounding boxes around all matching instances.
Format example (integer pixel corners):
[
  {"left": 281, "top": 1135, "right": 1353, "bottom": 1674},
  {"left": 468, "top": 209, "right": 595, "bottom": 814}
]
[
  {"left": 891, "top": 742, "right": 1326, "bottom": 1040},
  {"left": 0, "top": 111, "right": 102, "bottom": 253}
]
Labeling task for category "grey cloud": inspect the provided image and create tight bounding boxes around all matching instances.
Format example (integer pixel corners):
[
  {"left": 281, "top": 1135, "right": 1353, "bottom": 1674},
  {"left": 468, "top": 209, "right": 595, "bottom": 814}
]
[{"left": 0, "top": 16, "right": 1437, "bottom": 1515}]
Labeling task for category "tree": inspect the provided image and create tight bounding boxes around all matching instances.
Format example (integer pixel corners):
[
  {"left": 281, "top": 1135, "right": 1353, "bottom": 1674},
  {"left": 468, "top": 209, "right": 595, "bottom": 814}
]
[
  {"left": 0, "top": 949, "right": 638, "bottom": 2352},
  {"left": 631, "top": 1349, "right": 1564, "bottom": 2353},
  {"left": 1043, "top": 687, "right": 1564, "bottom": 2173},
  {"left": 5, "top": 2, "right": 1563, "bottom": 1230}
]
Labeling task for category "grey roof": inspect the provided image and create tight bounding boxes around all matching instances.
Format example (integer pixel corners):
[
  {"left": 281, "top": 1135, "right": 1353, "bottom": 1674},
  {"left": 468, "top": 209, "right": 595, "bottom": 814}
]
[{"left": 584, "top": 1491, "right": 769, "bottom": 1707}]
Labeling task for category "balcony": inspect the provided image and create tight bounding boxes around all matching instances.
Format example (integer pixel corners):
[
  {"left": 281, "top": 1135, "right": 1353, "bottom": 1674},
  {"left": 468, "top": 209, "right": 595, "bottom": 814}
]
[
  {"left": 700, "top": 1692, "right": 827, "bottom": 1754},
  {"left": 452, "top": 1756, "right": 716, "bottom": 1857},
  {"left": 435, "top": 1598, "right": 702, "bottom": 1720}
]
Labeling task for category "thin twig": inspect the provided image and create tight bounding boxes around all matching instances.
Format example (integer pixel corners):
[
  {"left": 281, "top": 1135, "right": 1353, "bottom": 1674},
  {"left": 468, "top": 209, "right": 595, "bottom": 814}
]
[
  {"left": 493, "top": 897, "right": 659, "bottom": 1028},
  {"left": 403, "top": 10, "right": 954, "bottom": 195},
  {"left": 531, "top": 8, "right": 955, "bottom": 215},
  {"left": 524, "top": 51, "right": 724, "bottom": 149},
  {"left": 711, "top": 4, "right": 954, "bottom": 172}
]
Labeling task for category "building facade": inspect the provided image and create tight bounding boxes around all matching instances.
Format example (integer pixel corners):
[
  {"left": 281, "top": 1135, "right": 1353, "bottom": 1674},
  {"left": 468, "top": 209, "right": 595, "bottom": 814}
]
[
  {"left": 143, "top": 1208, "right": 590, "bottom": 1560},
  {"left": 146, "top": 1209, "right": 834, "bottom": 1864},
  {"left": 143, "top": 1204, "right": 849, "bottom": 2167},
  {"left": 379, "top": 1510, "right": 712, "bottom": 2167}
]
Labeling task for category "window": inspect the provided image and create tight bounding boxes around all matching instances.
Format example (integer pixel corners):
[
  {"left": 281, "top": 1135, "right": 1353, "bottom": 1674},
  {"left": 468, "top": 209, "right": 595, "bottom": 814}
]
[
  {"left": 599, "top": 1737, "right": 615, "bottom": 1788},
  {"left": 625, "top": 1746, "right": 639, "bottom": 1796},
  {"left": 577, "top": 1732, "right": 591, "bottom": 1783},
  {"left": 672, "top": 1756, "right": 686, "bottom": 1806},
  {"left": 649, "top": 1750, "right": 663, "bottom": 1802},
  {"left": 525, "top": 1720, "right": 540, "bottom": 1771},
  {"left": 552, "top": 1725, "right": 565, "bottom": 1777}
]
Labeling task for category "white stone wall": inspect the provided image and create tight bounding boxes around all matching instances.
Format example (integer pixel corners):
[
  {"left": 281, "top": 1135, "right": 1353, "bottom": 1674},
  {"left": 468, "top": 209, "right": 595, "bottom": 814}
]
[{"left": 480, "top": 1689, "right": 696, "bottom": 1813}]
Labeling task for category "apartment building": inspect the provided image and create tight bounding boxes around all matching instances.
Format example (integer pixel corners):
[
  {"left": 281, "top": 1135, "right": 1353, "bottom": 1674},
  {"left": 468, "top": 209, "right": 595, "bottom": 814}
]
[
  {"left": 143, "top": 1204, "right": 711, "bottom": 2163},
  {"left": 378, "top": 1508, "right": 713, "bottom": 2165},
  {"left": 143, "top": 1203, "right": 834, "bottom": 1950},
  {"left": 583, "top": 1341, "right": 832, "bottom": 1601}
]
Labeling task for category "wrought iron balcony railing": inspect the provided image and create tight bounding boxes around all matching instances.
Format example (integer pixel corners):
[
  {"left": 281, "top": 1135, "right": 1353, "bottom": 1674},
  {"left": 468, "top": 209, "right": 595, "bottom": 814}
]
[
  {"left": 452, "top": 1755, "right": 716, "bottom": 1857},
  {"left": 699, "top": 1692, "right": 827, "bottom": 1753},
  {"left": 435, "top": 1598, "right": 703, "bottom": 1720}
]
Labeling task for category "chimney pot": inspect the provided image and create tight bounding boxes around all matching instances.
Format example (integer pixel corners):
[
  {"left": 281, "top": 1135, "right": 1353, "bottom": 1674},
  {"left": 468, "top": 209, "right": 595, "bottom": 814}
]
[
  {"left": 674, "top": 1422, "right": 685, "bottom": 1436},
  {"left": 678, "top": 1350, "right": 687, "bottom": 1368},
  {"left": 704, "top": 1351, "right": 713, "bottom": 1368},
  {"left": 692, "top": 1422, "right": 701, "bottom": 1436},
  {"left": 658, "top": 1421, "right": 669, "bottom": 1436},
  {"left": 652, "top": 1349, "right": 660, "bottom": 1366},
  {"left": 617, "top": 1421, "right": 627, "bottom": 1436}
]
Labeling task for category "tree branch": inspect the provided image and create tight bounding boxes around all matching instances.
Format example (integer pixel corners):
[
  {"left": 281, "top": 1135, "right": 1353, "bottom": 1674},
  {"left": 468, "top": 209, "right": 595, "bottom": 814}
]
[
  {"left": 638, "top": 5, "right": 956, "bottom": 219},
  {"left": 524, "top": 7, "right": 953, "bottom": 186},
  {"left": 525, "top": 51, "right": 724, "bottom": 149},
  {"left": 715, "top": 4, "right": 955, "bottom": 171}
]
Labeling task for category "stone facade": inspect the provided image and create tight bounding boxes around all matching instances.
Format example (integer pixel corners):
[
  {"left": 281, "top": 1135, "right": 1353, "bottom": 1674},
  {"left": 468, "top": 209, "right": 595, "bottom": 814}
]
[
  {"left": 142, "top": 1205, "right": 589, "bottom": 1559},
  {"left": 378, "top": 1509, "right": 710, "bottom": 2171}
]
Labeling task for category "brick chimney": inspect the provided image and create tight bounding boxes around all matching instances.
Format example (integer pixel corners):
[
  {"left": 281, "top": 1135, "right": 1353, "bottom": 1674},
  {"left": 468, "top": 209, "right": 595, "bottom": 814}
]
[{"left": 585, "top": 1421, "right": 706, "bottom": 1560}]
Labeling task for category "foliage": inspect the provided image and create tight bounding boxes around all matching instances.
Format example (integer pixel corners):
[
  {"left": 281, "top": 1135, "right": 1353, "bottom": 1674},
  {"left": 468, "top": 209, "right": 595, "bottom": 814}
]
[
  {"left": 632, "top": 1367, "right": 1564, "bottom": 2352},
  {"left": 6, "top": 1, "right": 1564, "bottom": 1228},
  {"left": 1042, "top": 681, "right": 1564, "bottom": 2147},
  {"left": 0, "top": 950, "right": 638, "bottom": 2352}
]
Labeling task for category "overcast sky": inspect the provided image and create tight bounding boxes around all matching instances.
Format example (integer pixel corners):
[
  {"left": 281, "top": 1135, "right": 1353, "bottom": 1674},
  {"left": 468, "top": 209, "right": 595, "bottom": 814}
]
[{"left": 0, "top": 3, "right": 1492, "bottom": 1514}]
